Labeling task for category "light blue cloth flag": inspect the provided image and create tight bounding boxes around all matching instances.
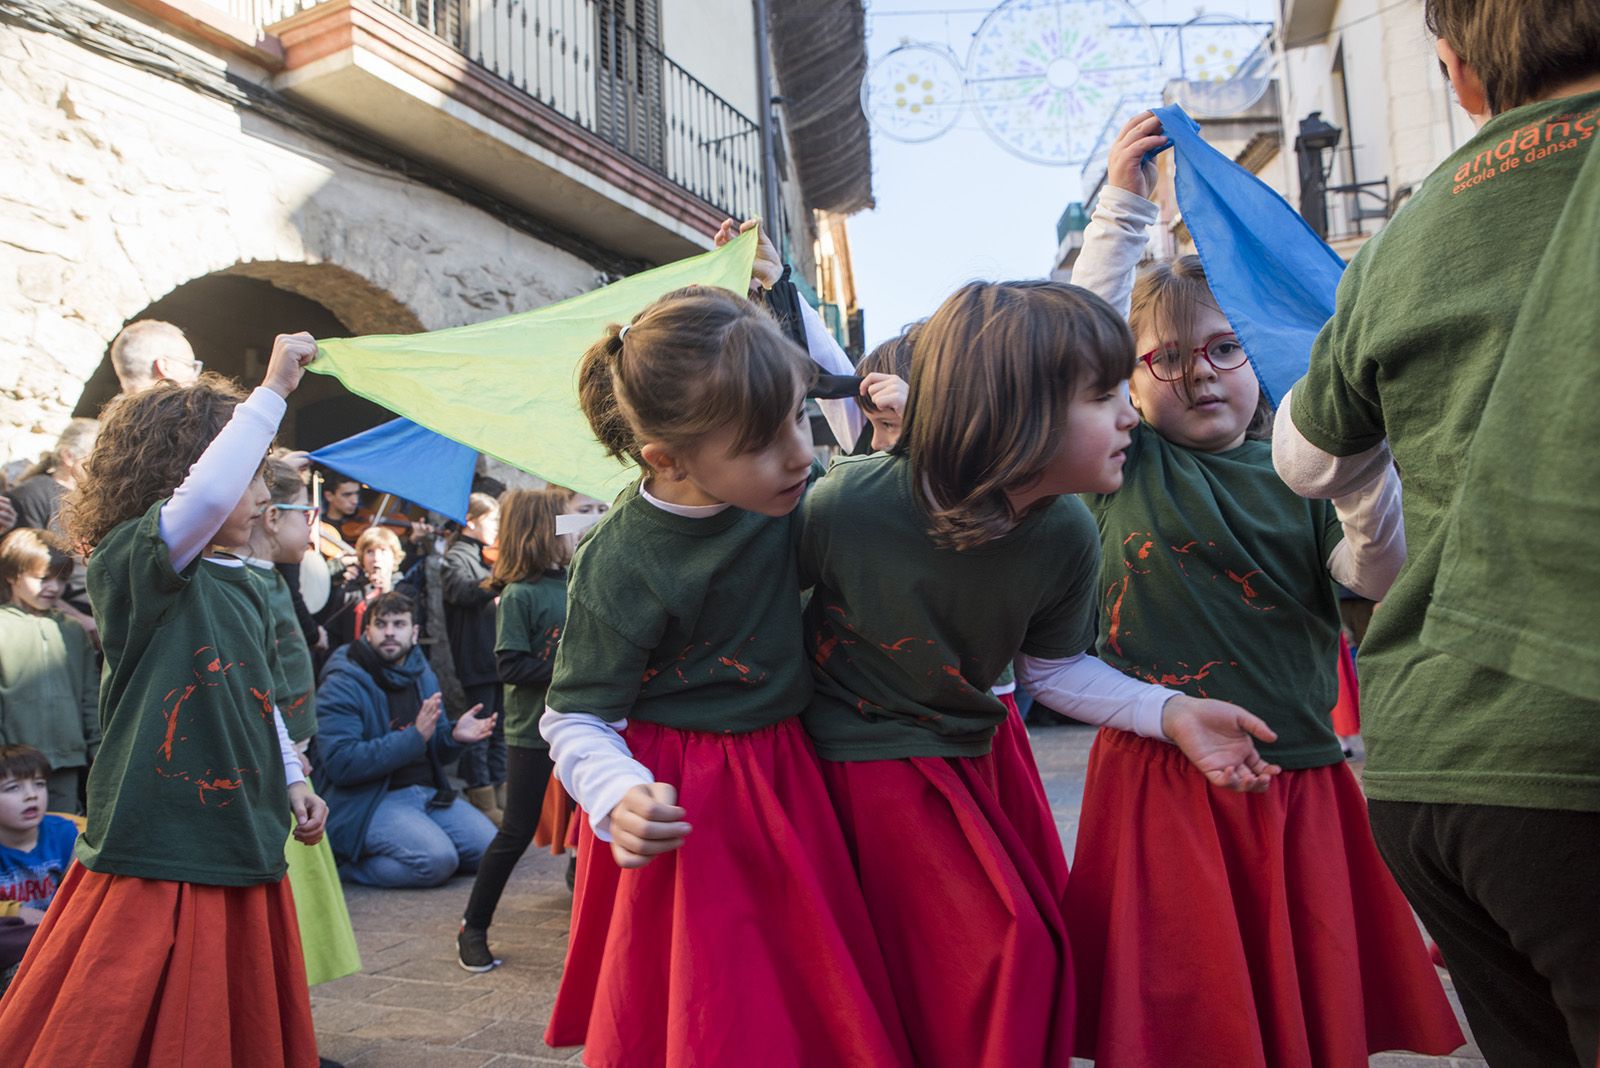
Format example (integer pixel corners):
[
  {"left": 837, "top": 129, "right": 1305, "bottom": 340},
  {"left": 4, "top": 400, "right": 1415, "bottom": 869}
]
[
  {"left": 1151, "top": 104, "right": 1347, "bottom": 408},
  {"left": 309, "top": 418, "right": 476, "bottom": 524}
]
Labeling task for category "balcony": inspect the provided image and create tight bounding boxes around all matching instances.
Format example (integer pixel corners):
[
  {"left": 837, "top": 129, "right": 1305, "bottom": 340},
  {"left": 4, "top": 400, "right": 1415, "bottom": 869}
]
[{"left": 215, "top": 0, "right": 764, "bottom": 262}]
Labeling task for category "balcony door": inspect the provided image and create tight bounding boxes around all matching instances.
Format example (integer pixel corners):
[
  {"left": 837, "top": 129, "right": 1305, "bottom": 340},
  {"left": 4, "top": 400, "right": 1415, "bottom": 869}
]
[{"left": 596, "top": 0, "right": 665, "bottom": 173}]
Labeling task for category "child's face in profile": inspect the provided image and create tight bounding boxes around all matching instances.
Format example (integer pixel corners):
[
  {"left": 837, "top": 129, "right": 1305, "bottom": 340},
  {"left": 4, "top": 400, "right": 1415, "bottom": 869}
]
[
  {"left": 659, "top": 390, "right": 816, "bottom": 517},
  {"left": 0, "top": 774, "right": 46, "bottom": 835},
  {"left": 6, "top": 567, "right": 64, "bottom": 614},
  {"left": 216, "top": 471, "right": 272, "bottom": 551}
]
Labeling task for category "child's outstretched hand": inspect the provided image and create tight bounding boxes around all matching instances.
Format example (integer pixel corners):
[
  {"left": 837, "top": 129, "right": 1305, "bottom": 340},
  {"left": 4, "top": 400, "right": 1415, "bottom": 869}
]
[
  {"left": 1107, "top": 110, "right": 1167, "bottom": 200},
  {"left": 451, "top": 703, "right": 497, "bottom": 745},
  {"left": 608, "top": 781, "right": 691, "bottom": 869},
  {"left": 1161, "top": 695, "right": 1282, "bottom": 793},
  {"left": 289, "top": 781, "right": 328, "bottom": 845},
  {"left": 860, "top": 372, "right": 908, "bottom": 415},
  {"left": 263, "top": 332, "right": 317, "bottom": 399},
  {"left": 714, "top": 217, "right": 782, "bottom": 292}
]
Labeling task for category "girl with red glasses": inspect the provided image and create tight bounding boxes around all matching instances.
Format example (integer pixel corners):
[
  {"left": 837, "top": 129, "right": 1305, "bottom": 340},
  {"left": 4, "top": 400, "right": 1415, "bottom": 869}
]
[{"left": 1060, "top": 110, "right": 1464, "bottom": 1068}]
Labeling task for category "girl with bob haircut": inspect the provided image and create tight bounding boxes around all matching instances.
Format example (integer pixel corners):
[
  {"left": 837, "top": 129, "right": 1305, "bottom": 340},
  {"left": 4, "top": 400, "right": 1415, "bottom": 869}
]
[
  {"left": 0, "top": 336, "right": 329, "bottom": 1066},
  {"left": 797, "top": 278, "right": 1284, "bottom": 1067},
  {"left": 1062, "top": 111, "right": 1461, "bottom": 1066},
  {"left": 457, "top": 487, "right": 573, "bottom": 972},
  {"left": 539, "top": 285, "right": 910, "bottom": 1066}
]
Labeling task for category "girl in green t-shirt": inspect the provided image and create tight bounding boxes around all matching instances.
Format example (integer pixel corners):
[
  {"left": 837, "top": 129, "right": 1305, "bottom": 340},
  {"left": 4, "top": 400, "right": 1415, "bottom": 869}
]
[
  {"left": 0, "top": 333, "right": 332, "bottom": 1066},
  {"left": 538, "top": 277, "right": 911, "bottom": 1066},
  {"left": 457, "top": 487, "right": 570, "bottom": 971},
  {"left": 1057, "top": 111, "right": 1463, "bottom": 1066}
]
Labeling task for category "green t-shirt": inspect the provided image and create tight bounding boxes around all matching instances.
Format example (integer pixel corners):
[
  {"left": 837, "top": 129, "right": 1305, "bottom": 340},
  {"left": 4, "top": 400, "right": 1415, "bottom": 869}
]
[
  {"left": 496, "top": 572, "right": 568, "bottom": 748},
  {"left": 79, "top": 501, "right": 290, "bottom": 885},
  {"left": 1085, "top": 425, "right": 1345, "bottom": 769},
  {"left": 248, "top": 561, "right": 316, "bottom": 743},
  {"left": 1422, "top": 121, "right": 1600, "bottom": 702},
  {"left": 1291, "top": 90, "right": 1600, "bottom": 811},
  {"left": 798, "top": 452, "right": 1100, "bottom": 761},
  {"left": 546, "top": 481, "right": 812, "bottom": 733}
]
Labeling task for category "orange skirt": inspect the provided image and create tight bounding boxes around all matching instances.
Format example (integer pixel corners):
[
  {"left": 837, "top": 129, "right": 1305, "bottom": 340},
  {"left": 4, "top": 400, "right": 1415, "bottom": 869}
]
[
  {"left": 533, "top": 771, "right": 577, "bottom": 855},
  {"left": 0, "top": 863, "right": 317, "bottom": 1067}
]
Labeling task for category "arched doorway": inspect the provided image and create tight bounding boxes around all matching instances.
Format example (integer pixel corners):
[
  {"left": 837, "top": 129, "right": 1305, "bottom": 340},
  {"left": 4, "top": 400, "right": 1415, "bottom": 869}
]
[{"left": 73, "top": 266, "right": 423, "bottom": 451}]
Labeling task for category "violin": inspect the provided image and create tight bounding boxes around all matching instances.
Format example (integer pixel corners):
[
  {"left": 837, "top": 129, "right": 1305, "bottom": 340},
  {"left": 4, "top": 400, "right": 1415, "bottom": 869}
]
[{"left": 338, "top": 507, "right": 414, "bottom": 543}]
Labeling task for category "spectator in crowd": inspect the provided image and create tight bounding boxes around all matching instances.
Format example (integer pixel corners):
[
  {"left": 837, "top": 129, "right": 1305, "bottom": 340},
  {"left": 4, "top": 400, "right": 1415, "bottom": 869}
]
[
  {"left": 0, "top": 745, "right": 82, "bottom": 992},
  {"left": 0, "top": 531, "right": 98, "bottom": 813},
  {"left": 316, "top": 471, "right": 362, "bottom": 570},
  {"left": 5, "top": 420, "right": 100, "bottom": 631},
  {"left": 320, "top": 524, "right": 418, "bottom": 654},
  {"left": 443, "top": 493, "right": 504, "bottom": 826},
  {"left": 314, "top": 590, "right": 497, "bottom": 888},
  {"left": 107, "top": 319, "right": 202, "bottom": 395},
  {"left": 5, "top": 420, "right": 98, "bottom": 535}
]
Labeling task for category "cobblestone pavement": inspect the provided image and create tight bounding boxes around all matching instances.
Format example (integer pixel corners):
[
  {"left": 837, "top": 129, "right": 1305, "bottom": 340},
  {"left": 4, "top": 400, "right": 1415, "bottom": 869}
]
[{"left": 313, "top": 723, "right": 1488, "bottom": 1067}]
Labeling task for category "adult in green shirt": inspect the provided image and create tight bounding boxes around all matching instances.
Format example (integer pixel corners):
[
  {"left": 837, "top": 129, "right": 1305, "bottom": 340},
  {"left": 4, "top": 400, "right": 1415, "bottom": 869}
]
[{"left": 1274, "top": 4, "right": 1600, "bottom": 1063}]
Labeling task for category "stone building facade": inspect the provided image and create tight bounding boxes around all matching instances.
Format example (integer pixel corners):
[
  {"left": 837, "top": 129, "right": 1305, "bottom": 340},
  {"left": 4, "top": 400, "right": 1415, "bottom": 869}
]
[{"left": 0, "top": 0, "right": 871, "bottom": 469}]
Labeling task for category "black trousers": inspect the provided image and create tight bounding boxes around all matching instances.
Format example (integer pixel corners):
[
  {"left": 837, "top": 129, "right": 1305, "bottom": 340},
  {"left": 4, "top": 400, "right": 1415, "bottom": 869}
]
[
  {"left": 1368, "top": 799, "right": 1600, "bottom": 1067},
  {"left": 462, "top": 743, "right": 556, "bottom": 930}
]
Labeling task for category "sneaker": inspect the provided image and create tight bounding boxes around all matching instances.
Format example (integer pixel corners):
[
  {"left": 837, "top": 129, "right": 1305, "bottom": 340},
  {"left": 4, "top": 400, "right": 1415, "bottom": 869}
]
[{"left": 457, "top": 923, "right": 501, "bottom": 973}]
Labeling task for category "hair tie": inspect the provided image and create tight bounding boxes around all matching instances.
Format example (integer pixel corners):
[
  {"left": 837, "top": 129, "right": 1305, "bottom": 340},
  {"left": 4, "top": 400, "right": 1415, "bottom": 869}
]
[{"left": 618, "top": 323, "right": 632, "bottom": 341}]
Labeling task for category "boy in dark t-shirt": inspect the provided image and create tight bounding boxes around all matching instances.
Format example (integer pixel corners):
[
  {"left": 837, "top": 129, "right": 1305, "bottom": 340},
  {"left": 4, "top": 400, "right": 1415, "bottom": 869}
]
[{"left": 1274, "top": 3, "right": 1600, "bottom": 1062}]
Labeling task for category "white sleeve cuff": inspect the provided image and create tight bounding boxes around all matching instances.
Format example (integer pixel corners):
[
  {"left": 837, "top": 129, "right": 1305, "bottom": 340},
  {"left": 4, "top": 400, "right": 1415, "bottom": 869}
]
[
  {"left": 1015, "top": 652, "right": 1175, "bottom": 741},
  {"left": 540, "top": 706, "right": 654, "bottom": 841},
  {"left": 274, "top": 708, "right": 306, "bottom": 787},
  {"left": 1326, "top": 460, "right": 1406, "bottom": 599},
  {"left": 1271, "top": 387, "right": 1394, "bottom": 500}
]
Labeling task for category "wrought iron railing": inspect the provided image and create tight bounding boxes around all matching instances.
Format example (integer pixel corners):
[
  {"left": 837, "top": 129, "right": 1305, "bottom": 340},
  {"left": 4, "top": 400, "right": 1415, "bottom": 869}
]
[{"left": 228, "top": 0, "right": 763, "bottom": 222}]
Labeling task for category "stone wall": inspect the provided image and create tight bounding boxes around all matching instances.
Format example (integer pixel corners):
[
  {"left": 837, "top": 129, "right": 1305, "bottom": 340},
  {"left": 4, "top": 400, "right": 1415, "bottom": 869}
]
[{"left": 0, "top": 11, "right": 604, "bottom": 468}]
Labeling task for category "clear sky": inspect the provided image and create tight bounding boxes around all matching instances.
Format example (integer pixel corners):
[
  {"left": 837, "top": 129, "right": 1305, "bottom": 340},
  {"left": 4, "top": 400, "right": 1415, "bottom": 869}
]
[{"left": 849, "top": 0, "right": 1274, "bottom": 348}]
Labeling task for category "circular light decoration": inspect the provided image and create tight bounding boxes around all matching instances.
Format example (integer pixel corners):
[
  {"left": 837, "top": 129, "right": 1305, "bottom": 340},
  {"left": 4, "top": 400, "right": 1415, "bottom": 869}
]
[
  {"left": 861, "top": 43, "right": 967, "bottom": 144},
  {"left": 1170, "top": 13, "right": 1273, "bottom": 118},
  {"left": 966, "top": 0, "right": 1164, "bottom": 166}
]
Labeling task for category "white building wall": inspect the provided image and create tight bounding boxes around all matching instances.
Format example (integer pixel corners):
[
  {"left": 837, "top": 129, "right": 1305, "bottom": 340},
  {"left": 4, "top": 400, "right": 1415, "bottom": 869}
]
[
  {"left": 659, "top": 0, "right": 761, "bottom": 120},
  {"left": 1276, "top": 0, "right": 1475, "bottom": 246}
]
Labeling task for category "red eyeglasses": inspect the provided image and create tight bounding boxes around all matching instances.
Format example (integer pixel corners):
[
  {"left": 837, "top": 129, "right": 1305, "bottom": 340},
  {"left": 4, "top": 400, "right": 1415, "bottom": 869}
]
[{"left": 1138, "top": 332, "right": 1249, "bottom": 382}]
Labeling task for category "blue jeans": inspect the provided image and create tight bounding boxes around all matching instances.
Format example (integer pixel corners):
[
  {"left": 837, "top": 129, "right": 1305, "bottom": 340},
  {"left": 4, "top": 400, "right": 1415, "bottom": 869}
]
[{"left": 341, "top": 785, "right": 498, "bottom": 888}]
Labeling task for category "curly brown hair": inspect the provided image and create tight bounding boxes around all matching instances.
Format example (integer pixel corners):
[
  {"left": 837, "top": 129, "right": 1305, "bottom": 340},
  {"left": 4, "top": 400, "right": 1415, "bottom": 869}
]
[{"left": 62, "top": 374, "right": 251, "bottom": 553}]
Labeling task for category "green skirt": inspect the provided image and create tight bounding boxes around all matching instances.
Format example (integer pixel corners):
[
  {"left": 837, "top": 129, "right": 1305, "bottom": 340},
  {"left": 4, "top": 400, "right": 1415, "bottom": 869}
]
[{"left": 285, "top": 833, "right": 362, "bottom": 987}]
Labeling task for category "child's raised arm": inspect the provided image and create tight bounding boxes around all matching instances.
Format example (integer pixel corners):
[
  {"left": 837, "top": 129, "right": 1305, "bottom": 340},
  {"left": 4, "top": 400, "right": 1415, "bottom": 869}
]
[
  {"left": 158, "top": 333, "right": 315, "bottom": 571},
  {"left": 1072, "top": 111, "right": 1168, "bottom": 317}
]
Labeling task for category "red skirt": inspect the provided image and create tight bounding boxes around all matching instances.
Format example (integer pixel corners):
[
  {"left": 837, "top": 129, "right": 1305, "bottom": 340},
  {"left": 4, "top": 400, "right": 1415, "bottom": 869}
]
[
  {"left": 1066, "top": 728, "right": 1465, "bottom": 1067},
  {"left": 821, "top": 735, "right": 1075, "bottom": 1068},
  {"left": 0, "top": 863, "right": 317, "bottom": 1067},
  {"left": 544, "top": 717, "right": 911, "bottom": 1067},
  {"left": 1332, "top": 633, "right": 1362, "bottom": 736},
  {"left": 992, "top": 695, "right": 1071, "bottom": 907}
]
